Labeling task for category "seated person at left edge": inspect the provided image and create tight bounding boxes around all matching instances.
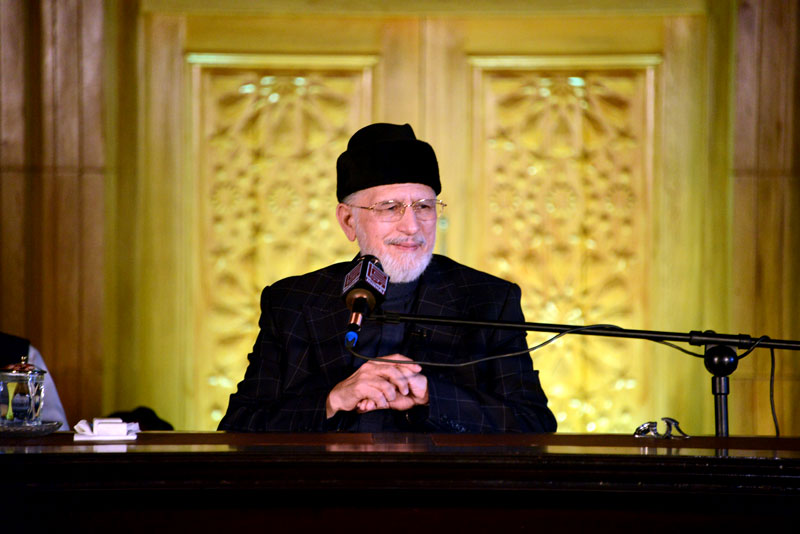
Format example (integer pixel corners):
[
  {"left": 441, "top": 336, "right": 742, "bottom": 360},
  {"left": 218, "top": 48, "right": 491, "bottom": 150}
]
[{"left": 219, "top": 123, "right": 557, "bottom": 433}]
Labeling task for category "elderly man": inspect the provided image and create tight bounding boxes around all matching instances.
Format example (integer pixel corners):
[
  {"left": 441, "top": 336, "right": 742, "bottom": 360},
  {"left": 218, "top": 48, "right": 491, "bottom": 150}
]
[{"left": 219, "top": 123, "right": 556, "bottom": 433}]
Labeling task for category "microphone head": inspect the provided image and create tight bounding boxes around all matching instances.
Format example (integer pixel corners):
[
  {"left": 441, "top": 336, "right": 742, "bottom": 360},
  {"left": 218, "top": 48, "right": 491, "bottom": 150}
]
[{"left": 342, "top": 255, "right": 388, "bottom": 310}]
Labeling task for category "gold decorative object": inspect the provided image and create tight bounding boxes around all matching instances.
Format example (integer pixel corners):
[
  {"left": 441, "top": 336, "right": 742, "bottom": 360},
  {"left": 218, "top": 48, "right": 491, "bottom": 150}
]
[{"left": 471, "top": 56, "right": 658, "bottom": 432}]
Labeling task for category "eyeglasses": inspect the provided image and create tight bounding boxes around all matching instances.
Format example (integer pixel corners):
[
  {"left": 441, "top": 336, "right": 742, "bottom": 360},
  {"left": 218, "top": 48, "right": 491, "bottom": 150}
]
[{"left": 348, "top": 199, "right": 446, "bottom": 222}]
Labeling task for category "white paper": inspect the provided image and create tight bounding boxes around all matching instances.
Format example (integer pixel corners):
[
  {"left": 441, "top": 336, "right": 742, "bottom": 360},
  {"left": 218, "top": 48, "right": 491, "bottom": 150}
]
[{"left": 73, "top": 418, "right": 139, "bottom": 442}]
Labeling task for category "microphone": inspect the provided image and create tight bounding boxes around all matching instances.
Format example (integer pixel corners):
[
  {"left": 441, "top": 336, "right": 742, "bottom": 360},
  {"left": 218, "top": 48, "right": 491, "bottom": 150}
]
[{"left": 341, "top": 255, "right": 388, "bottom": 347}]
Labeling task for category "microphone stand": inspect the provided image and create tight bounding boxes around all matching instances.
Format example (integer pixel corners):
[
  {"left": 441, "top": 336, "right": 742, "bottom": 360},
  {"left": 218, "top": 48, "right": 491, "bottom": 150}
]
[{"left": 371, "top": 311, "right": 800, "bottom": 437}]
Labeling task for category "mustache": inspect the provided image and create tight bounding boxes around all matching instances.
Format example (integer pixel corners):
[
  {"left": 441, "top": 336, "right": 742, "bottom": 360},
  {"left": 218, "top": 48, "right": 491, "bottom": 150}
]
[{"left": 384, "top": 235, "right": 426, "bottom": 247}]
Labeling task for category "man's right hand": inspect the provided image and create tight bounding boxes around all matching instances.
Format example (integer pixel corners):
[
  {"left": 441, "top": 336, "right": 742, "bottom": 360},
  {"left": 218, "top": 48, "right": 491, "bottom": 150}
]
[{"left": 325, "top": 355, "right": 423, "bottom": 418}]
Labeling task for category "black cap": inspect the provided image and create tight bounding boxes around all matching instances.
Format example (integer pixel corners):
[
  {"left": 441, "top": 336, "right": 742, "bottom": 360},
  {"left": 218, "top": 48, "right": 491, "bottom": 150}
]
[{"left": 336, "top": 123, "right": 441, "bottom": 201}]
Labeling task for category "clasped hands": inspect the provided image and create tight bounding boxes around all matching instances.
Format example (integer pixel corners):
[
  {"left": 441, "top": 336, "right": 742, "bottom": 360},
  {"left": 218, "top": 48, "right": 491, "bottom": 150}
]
[{"left": 326, "top": 354, "right": 428, "bottom": 418}]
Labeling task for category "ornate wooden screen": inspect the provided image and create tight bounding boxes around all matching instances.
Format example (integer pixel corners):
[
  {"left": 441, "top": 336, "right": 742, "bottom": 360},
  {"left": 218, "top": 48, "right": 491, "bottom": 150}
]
[{"left": 471, "top": 57, "right": 658, "bottom": 432}]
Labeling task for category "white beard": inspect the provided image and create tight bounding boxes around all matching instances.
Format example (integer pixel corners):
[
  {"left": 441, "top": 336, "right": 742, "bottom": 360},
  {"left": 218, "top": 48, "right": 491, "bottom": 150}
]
[
  {"left": 374, "top": 246, "right": 433, "bottom": 283},
  {"left": 354, "top": 229, "right": 433, "bottom": 283}
]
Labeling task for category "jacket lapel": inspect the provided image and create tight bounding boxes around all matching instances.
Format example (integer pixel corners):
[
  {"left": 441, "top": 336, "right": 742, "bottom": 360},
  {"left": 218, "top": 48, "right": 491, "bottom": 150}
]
[
  {"left": 304, "top": 264, "right": 353, "bottom": 380},
  {"left": 408, "top": 257, "right": 468, "bottom": 363},
  {"left": 415, "top": 257, "right": 463, "bottom": 317}
]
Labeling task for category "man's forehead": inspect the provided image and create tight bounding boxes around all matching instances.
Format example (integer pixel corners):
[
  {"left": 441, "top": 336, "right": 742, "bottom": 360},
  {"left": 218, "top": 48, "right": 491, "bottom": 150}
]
[{"left": 358, "top": 182, "right": 437, "bottom": 202}]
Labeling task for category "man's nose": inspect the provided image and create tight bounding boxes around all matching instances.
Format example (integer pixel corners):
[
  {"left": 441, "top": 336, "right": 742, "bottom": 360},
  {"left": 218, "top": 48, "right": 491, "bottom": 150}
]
[{"left": 395, "top": 205, "right": 421, "bottom": 233}]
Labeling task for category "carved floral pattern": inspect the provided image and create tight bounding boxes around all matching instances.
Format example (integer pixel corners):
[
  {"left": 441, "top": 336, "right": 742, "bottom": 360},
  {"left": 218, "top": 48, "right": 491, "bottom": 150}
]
[
  {"left": 196, "top": 65, "right": 371, "bottom": 426},
  {"left": 478, "top": 69, "right": 652, "bottom": 432}
]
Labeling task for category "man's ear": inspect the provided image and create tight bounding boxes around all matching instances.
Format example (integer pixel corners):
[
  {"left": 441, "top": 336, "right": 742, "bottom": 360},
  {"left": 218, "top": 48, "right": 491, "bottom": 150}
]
[{"left": 336, "top": 203, "right": 357, "bottom": 242}]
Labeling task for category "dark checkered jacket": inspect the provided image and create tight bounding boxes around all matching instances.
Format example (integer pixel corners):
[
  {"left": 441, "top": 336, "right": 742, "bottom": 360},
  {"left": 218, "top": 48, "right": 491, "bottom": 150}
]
[{"left": 218, "top": 255, "right": 557, "bottom": 433}]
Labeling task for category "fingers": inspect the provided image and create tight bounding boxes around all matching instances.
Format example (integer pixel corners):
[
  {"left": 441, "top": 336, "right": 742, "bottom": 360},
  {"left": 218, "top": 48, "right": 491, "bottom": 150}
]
[
  {"left": 328, "top": 375, "right": 393, "bottom": 415},
  {"left": 357, "top": 399, "right": 376, "bottom": 412},
  {"left": 383, "top": 370, "right": 410, "bottom": 396},
  {"left": 351, "top": 378, "right": 396, "bottom": 409},
  {"left": 362, "top": 363, "right": 410, "bottom": 395},
  {"left": 386, "top": 395, "right": 416, "bottom": 412},
  {"left": 367, "top": 377, "right": 397, "bottom": 404},
  {"left": 366, "top": 355, "right": 423, "bottom": 395},
  {"left": 359, "top": 374, "right": 429, "bottom": 413},
  {"left": 375, "top": 354, "right": 422, "bottom": 374},
  {"left": 406, "top": 373, "right": 428, "bottom": 401},
  {"left": 327, "top": 354, "right": 428, "bottom": 417}
]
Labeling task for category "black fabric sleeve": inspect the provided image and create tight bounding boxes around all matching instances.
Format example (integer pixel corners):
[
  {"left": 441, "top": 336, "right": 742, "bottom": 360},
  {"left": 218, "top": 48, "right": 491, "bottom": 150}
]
[{"left": 218, "top": 286, "right": 332, "bottom": 432}]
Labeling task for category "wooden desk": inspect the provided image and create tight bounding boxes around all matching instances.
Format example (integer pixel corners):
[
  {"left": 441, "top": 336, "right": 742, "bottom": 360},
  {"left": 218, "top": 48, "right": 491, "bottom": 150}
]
[{"left": 3, "top": 432, "right": 799, "bottom": 531}]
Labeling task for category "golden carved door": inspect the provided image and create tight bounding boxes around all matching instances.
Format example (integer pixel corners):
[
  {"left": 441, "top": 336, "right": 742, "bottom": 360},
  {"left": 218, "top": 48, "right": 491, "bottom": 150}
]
[{"left": 121, "top": 6, "right": 732, "bottom": 432}]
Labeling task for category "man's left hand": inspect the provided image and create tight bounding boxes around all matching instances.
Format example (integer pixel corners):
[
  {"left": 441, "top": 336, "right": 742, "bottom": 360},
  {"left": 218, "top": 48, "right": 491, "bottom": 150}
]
[{"left": 356, "top": 354, "right": 428, "bottom": 412}]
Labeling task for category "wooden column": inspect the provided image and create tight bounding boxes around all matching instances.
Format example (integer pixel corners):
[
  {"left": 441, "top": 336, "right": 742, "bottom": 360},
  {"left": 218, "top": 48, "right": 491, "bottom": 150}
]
[
  {"left": 732, "top": 0, "right": 800, "bottom": 436},
  {"left": 0, "top": 0, "right": 106, "bottom": 425},
  {"left": 0, "top": 0, "right": 34, "bottom": 338}
]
